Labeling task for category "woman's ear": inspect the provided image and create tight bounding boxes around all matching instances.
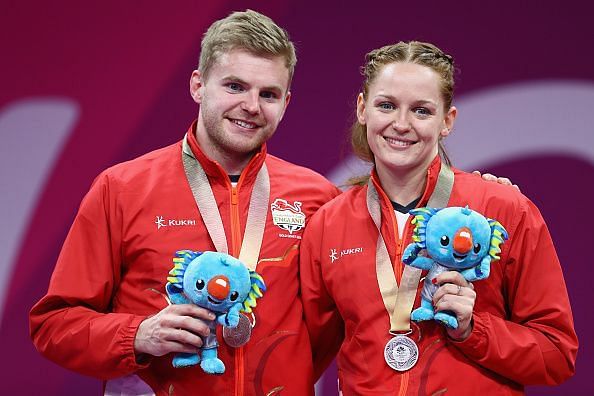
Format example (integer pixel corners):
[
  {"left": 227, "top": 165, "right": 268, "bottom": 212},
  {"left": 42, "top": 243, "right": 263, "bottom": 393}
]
[{"left": 441, "top": 105, "right": 457, "bottom": 137}]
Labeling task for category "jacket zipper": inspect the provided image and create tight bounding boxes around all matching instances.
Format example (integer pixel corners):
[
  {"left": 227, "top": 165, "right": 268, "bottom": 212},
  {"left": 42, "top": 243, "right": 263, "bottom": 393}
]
[{"left": 230, "top": 183, "right": 245, "bottom": 396}]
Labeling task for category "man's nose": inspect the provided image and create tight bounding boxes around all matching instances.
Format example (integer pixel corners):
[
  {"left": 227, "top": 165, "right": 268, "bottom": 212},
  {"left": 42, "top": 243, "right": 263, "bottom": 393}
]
[{"left": 241, "top": 91, "right": 260, "bottom": 114}]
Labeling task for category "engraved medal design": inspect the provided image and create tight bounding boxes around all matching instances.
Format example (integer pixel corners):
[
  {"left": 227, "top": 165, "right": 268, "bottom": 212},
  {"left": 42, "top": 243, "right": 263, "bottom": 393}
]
[
  {"left": 384, "top": 335, "right": 419, "bottom": 371},
  {"left": 223, "top": 313, "right": 252, "bottom": 348}
]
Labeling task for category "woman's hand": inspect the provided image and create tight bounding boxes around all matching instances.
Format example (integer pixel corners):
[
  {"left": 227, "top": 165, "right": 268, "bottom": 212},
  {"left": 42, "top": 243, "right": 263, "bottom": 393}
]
[{"left": 432, "top": 271, "right": 476, "bottom": 341}]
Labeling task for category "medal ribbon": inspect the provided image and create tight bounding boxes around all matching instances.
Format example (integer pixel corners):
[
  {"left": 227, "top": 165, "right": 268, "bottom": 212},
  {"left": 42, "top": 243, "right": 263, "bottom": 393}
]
[
  {"left": 367, "top": 163, "right": 454, "bottom": 333},
  {"left": 181, "top": 134, "right": 269, "bottom": 271}
]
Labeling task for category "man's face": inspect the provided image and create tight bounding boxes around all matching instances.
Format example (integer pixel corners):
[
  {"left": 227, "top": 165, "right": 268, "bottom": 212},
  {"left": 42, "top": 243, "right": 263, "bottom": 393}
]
[{"left": 191, "top": 48, "right": 291, "bottom": 171}]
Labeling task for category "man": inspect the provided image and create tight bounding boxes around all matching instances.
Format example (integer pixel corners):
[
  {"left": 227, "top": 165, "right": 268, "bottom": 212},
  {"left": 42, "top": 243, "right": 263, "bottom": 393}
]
[{"left": 30, "top": 10, "right": 339, "bottom": 396}]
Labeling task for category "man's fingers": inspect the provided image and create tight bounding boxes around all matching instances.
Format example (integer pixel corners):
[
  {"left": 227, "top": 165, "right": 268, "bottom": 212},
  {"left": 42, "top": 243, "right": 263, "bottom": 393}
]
[
  {"left": 496, "top": 177, "right": 512, "bottom": 186},
  {"left": 166, "top": 304, "right": 215, "bottom": 321},
  {"left": 159, "top": 340, "right": 200, "bottom": 355},
  {"left": 164, "top": 329, "right": 204, "bottom": 348},
  {"left": 163, "top": 316, "right": 210, "bottom": 338},
  {"left": 473, "top": 171, "right": 518, "bottom": 189}
]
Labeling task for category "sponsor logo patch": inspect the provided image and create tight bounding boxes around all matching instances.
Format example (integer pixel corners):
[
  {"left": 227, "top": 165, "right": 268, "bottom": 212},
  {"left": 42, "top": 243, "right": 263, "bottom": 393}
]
[
  {"left": 329, "top": 247, "right": 364, "bottom": 263},
  {"left": 155, "top": 215, "right": 197, "bottom": 230}
]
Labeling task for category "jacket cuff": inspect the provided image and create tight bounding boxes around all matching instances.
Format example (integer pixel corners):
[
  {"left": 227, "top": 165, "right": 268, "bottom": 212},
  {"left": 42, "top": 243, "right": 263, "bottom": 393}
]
[
  {"left": 448, "top": 311, "right": 490, "bottom": 360},
  {"left": 121, "top": 315, "right": 152, "bottom": 370}
]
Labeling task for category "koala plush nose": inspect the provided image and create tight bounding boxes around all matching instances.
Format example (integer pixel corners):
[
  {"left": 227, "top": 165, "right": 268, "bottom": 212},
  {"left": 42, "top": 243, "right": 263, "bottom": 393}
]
[
  {"left": 453, "top": 227, "right": 473, "bottom": 254},
  {"left": 207, "top": 275, "right": 230, "bottom": 300}
]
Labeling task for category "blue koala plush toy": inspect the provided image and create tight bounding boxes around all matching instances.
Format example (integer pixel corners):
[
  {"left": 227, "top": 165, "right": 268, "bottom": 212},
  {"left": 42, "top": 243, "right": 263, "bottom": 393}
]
[
  {"left": 403, "top": 206, "right": 507, "bottom": 329},
  {"left": 166, "top": 250, "right": 265, "bottom": 374}
]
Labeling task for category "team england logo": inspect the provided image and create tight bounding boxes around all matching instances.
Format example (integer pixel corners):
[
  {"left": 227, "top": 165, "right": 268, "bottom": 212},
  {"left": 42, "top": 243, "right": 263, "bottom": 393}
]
[{"left": 270, "top": 198, "right": 306, "bottom": 235}]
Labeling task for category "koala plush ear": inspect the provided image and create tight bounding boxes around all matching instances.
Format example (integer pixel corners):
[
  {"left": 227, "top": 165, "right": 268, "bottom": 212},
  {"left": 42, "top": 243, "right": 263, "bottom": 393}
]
[
  {"left": 241, "top": 271, "right": 267, "bottom": 314},
  {"left": 166, "top": 250, "right": 202, "bottom": 303},
  {"left": 409, "top": 207, "right": 440, "bottom": 249},
  {"left": 487, "top": 219, "right": 508, "bottom": 261},
  {"left": 167, "top": 250, "right": 202, "bottom": 285}
]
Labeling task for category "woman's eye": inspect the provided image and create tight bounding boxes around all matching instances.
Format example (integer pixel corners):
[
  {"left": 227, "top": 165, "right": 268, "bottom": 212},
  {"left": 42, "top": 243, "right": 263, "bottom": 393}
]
[
  {"left": 413, "top": 107, "right": 430, "bottom": 116},
  {"left": 377, "top": 102, "right": 395, "bottom": 111}
]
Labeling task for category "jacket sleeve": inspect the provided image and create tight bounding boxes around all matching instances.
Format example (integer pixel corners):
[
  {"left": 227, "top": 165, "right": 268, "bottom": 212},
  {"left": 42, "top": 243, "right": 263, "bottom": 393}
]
[
  {"left": 299, "top": 210, "right": 344, "bottom": 381},
  {"left": 29, "top": 173, "right": 150, "bottom": 380},
  {"left": 451, "top": 198, "right": 578, "bottom": 385}
]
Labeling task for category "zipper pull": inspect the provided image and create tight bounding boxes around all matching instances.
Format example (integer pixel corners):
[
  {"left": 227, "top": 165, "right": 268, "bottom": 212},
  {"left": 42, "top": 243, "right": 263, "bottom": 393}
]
[{"left": 231, "top": 186, "right": 238, "bottom": 205}]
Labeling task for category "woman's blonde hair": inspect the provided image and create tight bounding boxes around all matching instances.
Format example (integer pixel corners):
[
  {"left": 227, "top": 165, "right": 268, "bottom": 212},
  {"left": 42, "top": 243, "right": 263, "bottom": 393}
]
[{"left": 350, "top": 41, "right": 456, "bottom": 184}]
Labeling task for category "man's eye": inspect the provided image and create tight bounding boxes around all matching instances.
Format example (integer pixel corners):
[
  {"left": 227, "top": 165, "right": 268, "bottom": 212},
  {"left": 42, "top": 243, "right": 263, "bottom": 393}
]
[
  {"left": 227, "top": 83, "right": 243, "bottom": 92},
  {"left": 260, "top": 91, "right": 278, "bottom": 100}
]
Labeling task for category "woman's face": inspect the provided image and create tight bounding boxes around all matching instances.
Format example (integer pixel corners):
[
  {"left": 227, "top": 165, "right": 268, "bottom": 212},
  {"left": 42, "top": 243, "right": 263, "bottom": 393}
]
[{"left": 357, "top": 62, "right": 456, "bottom": 177}]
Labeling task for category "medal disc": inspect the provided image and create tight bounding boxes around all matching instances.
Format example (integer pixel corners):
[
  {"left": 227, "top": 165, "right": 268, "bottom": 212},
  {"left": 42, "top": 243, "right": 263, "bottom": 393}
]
[
  {"left": 384, "top": 335, "right": 419, "bottom": 371},
  {"left": 223, "top": 313, "right": 252, "bottom": 348}
]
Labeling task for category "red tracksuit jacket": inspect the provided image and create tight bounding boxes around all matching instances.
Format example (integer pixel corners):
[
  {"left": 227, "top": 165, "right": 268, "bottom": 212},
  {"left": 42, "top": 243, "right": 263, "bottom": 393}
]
[
  {"left": 300, "top": 157, "right": 577, "bottom": 395},
  {"left": 30, "top": 123, "right": 340, "bottom": 396}
]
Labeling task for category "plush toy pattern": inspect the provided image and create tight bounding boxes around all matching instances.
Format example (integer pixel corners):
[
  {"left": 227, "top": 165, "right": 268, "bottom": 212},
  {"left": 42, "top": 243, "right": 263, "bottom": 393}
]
[
  {"left": 402, "top": 206, "right": 507, "bottom": 329},
  {"left": 165, "top": 250, "right": 265, "bottom": 374}
]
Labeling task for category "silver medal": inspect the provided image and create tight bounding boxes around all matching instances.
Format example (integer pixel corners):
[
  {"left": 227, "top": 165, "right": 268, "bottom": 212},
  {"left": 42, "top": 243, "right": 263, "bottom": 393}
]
[
  {"left": 223, "top": 313, "right": 252, "bottom": 347},
  {"left": 384, "top": 335, "right": 419, "bottom": 371}
]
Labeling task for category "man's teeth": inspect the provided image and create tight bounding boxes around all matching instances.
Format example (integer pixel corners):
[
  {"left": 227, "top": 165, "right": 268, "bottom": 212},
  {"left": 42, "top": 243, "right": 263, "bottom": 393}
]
[
  {"left": 232, "top": 119, "right": 257, "bottom": 129},
  {"left": 385, "top": 136, "right": 413, "bottom": 146}
]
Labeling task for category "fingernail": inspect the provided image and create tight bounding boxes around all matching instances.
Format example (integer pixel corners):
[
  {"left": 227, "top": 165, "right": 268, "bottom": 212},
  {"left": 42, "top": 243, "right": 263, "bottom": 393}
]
[
  {"left": 432, "top": 278, "right": 437, "bottom": 285},
  {"left": 209, "top": 313, "right": 216, "bottom": 320}
]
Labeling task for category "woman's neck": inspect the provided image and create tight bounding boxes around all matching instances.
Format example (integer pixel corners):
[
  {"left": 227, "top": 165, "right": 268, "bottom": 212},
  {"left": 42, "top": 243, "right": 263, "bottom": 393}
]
[{"left": 376, "top": 163, "right": 428, "bottom": 206}]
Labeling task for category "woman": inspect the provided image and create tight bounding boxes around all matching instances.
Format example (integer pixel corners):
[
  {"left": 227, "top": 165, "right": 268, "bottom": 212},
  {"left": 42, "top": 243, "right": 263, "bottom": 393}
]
[{"left": 300, "top": 41, "right": 577, "bottom": 394}]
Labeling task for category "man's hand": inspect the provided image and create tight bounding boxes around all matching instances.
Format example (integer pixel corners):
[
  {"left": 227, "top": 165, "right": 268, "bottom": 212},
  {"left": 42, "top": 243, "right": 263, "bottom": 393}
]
[
  {"left": 134, "top": 304, "right": 215, "bottom": 358},
  {"left": 472, "top": 170, "right": 519, "bottom": 190}
]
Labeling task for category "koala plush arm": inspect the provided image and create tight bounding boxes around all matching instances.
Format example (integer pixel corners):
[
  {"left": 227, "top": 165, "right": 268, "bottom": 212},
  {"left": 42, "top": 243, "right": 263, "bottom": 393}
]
[
  {"left": 165, "top": 283, "right": 190, "bottom": 305},
  {"left": 403, "top": 244, "right": 434, "bottom": 270},
  {"left": 402, "top": 243, "right": 421, "bottom": 264},
  {"left": 218, "top": 303, "right": 243, "bottom": 328},
  {"left": 407, "top": 256, "right": 435, "bottom": 271},
  {"left": 460, "top": 256, "right": 491, "bottom": 282}
]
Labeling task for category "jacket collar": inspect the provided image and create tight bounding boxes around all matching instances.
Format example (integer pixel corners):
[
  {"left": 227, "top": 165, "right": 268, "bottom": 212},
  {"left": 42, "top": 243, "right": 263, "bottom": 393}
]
[
  {"left": 185, "top": 120, "right": 267, "bottom": 187},
  {"left": 369, "top": 155, "right": 442, "bottom": 211},
  {"left": 368, "top": 155, "right": 443, "bottom": 259}
]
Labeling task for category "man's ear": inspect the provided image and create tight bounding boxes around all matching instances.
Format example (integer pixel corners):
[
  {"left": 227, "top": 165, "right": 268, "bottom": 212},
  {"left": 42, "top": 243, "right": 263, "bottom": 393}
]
[
  {"left": 190, "top": 70, "right": 204, "bottom": 104},
  {"left": 278, "top": 90, "right": 291, "bottom": 121},
  {"left": 356, "top": 93, "right": 367, "bottom": 125},
  {"left": 441, "top": 105, "right": 457, "bottom": 137}
]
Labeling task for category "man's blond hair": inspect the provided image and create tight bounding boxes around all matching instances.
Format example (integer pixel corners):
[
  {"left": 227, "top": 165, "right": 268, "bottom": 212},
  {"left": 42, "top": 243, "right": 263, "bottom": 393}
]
[{"left": 199, "top": 10, "right": 297, "bottom": 84}]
